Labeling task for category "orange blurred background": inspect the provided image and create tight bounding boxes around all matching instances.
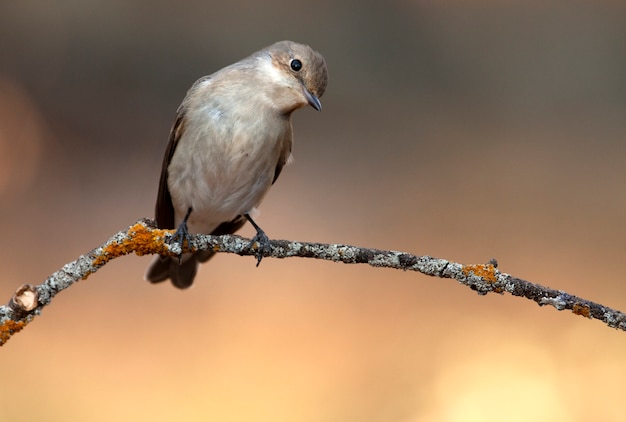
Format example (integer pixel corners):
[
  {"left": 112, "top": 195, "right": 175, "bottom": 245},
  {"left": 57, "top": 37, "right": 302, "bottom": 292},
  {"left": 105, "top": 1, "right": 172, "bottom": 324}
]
[{"left": 1, "top": 1, "right": 625, "bottom": 421}]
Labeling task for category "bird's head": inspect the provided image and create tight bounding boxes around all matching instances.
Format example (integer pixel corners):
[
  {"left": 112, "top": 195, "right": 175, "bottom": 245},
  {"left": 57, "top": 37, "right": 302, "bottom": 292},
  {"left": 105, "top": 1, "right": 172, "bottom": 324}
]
[{"left": 263, "top": 41, "right": 328, "bottom": 113}]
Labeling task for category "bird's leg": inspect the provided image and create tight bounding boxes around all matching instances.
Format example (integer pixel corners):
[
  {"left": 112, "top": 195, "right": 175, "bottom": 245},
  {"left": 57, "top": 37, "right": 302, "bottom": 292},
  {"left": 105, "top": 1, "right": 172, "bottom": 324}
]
[
  {"left": 245, "top": 213, "right": 271, "bottom": 267},
  {"left": 170, "top": 207, "right": 193, "bottom": 263}
]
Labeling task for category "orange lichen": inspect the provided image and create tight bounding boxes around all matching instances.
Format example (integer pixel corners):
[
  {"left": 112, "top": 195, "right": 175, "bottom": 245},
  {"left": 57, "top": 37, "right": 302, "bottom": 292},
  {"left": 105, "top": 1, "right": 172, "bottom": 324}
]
[
  {"left": 92, "top": 223, "right": 175, "bottom": 267},
  {"left": 462, "top": 264, "right": 498, "bottom": 283},
  {"left": 0, "top": 319, "right": 27, "bottom": 346},
  {"left": 572, "top": 303, "right": 591, "bottom": 318},
  {"left": 127, "top": 223, "right": 173, "bottom": 256}
]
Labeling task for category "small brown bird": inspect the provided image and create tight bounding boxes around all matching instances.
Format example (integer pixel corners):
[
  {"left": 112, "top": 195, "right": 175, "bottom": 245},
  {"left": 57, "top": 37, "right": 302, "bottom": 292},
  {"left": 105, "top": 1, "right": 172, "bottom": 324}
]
[{"left": 145, "top": 41, "right": 328, "bottom": 288}]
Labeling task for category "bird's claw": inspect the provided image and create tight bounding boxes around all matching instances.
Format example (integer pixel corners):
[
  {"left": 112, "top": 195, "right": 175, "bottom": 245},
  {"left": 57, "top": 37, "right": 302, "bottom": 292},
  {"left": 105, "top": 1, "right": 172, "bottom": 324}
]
[
  {"left": 169, "top": 221, "right": 192, "bottom": 263},
  {"left": 248, "top": 229, "right": 272, "bottom": 267}
]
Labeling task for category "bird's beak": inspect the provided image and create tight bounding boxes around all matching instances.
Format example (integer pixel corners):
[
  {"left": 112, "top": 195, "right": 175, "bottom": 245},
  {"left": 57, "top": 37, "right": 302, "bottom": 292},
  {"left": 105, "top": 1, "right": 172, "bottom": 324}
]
[{"left": 304, "top": 88, "right": 322, "bottom": 111}]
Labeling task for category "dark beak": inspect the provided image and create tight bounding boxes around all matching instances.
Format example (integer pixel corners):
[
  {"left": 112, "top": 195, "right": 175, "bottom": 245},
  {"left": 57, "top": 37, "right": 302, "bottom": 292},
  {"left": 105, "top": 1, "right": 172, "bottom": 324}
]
[{"left": 304, "top": 88, "right": 322, "bottom": 111}]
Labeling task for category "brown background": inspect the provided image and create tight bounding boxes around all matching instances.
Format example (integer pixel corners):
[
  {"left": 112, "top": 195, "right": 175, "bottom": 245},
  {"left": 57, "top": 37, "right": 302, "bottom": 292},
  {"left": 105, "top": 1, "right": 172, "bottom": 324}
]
[{"left": 1, "top": 1, "right": 625, "bottom": 421}]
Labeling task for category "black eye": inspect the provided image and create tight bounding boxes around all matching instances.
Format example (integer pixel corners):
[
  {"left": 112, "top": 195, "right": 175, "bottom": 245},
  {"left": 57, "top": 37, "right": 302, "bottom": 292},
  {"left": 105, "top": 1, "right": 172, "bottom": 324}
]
[{"left": 290, "top": 59, "right": 302, "bottom": 72}]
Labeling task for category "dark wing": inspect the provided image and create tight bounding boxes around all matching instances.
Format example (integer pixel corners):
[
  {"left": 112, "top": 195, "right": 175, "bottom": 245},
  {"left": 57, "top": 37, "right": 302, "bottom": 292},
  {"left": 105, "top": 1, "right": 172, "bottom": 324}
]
[
  {"left": 210, "top": 215, "right": 247, "bottom": 236},
  {"left": 272, "top": 132, "right": 293, "bottom": 185},
  {"left": 272, "top": 156, "right": 286, "bottom": 185},
  {"left": 155, "top": 106, "right": 187, "bottom": 229}
]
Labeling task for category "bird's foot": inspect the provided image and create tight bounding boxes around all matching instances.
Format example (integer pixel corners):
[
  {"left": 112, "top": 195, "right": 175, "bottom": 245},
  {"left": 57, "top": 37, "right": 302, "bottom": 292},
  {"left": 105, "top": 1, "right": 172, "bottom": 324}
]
[
  {"left": 169, "top": 221, "right": 193, "bottom": 263},
  {"left": 168, "top": 208, "right": 193, "bottom": 262},
  {"left": 244, "top": 213, "right": 271, "bottom": 266},
  {"left": 248, "top": 229, "right": 271, "bottom": 267}
]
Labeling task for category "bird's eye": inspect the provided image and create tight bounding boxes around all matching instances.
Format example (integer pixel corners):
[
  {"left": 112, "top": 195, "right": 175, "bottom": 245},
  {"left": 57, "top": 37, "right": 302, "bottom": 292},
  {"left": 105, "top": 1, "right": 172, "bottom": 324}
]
[{"left": 290, "top": 59, "right": 302, "bottom": 72}]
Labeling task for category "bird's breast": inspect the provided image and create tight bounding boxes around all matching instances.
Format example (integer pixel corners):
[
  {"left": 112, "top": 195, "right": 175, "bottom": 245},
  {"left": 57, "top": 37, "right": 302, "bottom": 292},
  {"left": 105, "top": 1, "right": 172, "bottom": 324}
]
[{"left": 167, "top": 106, "right": 291, "bottom": 232}]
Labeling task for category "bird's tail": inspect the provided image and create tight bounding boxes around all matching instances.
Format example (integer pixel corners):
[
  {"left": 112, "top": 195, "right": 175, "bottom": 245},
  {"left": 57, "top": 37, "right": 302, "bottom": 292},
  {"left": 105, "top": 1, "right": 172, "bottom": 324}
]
[{"left": 144, "top": 251, "right": 215, "bottom": 289}]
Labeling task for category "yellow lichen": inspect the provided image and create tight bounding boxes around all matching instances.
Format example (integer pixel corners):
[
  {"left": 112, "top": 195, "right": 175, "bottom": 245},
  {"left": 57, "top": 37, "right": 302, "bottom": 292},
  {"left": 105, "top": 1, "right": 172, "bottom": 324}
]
[
  {"left": 0, "top": 319, "right": 27, "bottom": 345},
  {"left": 462, "top": 264, "right": 498, "bottom": 283},
  {"left": 572, "top": 303, "right": 591, "bottom": 318},
  {"left": 92, "top": 223, "right": 174, "bottom": 267}
]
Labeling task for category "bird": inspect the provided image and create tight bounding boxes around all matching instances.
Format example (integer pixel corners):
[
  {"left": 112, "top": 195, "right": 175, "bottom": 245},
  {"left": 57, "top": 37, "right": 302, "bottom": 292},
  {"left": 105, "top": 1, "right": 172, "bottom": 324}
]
[{"left": 144, "top": 40, "right": 328, "bottom": 288}]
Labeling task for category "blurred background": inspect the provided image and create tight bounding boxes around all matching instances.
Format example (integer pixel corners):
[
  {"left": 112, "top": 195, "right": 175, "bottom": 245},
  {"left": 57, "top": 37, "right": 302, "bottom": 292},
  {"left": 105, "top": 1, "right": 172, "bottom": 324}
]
[{"left": 1, "top": 1, "right": 625, "bottom": 421}]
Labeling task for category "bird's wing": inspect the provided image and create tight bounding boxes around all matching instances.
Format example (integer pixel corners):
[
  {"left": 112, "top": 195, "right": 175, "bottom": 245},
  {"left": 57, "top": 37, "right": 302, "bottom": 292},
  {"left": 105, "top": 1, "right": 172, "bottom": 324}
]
[
  {"left": 155, "top": 105, "right": 187, "bottom": 229},
  {"left": 272, "top": 130, "right": 293, "bottom": 185},
  {"left": 210, "top": 215, "right": 247, "bottom": 236}
]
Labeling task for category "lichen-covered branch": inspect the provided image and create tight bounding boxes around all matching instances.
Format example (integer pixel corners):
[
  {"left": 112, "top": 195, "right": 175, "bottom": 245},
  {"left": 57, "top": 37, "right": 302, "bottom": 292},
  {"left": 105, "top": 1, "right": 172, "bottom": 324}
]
[{"left": 1, "top": 218, "right": 625, "bottom": 346}]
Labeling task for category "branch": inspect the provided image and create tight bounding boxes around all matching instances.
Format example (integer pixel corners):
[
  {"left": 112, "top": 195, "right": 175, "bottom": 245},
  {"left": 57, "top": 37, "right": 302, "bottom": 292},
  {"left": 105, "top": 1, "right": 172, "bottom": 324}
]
[{"left": 1, "top": 218, "right": 624, "bottom": 346}]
